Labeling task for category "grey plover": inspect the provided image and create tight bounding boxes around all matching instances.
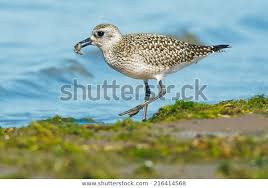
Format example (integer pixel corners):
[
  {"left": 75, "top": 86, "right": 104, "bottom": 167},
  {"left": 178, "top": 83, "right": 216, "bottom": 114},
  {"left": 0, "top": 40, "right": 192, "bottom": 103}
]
[{"left": 74, "top": 24, "right": 230, "bottom": 120}]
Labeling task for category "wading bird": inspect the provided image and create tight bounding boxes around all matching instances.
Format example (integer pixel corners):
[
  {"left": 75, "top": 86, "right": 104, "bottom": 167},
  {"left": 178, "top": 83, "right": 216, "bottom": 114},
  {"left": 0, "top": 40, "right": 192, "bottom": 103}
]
[{"left": 74, "top": 24, "right": 230, "bottom": 120}]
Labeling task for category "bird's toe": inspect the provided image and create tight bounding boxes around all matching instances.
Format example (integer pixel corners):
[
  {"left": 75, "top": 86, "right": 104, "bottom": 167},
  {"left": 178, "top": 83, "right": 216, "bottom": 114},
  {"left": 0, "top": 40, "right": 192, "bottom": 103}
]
[{"left": 119, "top": 105, "right": 144, "bottom": 117}]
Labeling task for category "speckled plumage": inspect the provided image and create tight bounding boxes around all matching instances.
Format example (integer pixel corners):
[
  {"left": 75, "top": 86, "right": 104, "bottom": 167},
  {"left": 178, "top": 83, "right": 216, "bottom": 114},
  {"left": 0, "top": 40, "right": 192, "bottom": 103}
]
[
  {"left": 90, "top": 24, "right": 229, "bottom": 80},
  {"left": 74, "top": 23, "right": 230, "bottom": 119}
]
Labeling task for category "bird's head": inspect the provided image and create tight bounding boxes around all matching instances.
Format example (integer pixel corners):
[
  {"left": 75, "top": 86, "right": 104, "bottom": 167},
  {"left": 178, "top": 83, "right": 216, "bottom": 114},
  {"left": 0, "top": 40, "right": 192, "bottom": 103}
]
[{"left": 74, "top": 24, "right": 122, "bottom": 54}]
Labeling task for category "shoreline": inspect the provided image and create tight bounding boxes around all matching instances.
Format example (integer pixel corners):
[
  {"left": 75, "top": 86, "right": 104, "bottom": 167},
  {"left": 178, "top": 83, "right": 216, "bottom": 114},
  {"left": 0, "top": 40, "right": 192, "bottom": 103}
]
[{"left": 0, "top": 96, "right": 268, "bottom": 178}]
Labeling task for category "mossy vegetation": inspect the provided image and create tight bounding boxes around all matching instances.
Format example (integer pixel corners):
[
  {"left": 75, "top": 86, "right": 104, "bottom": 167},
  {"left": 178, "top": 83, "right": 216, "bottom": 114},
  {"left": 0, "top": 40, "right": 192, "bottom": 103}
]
[
  {"left": 150, "top": 95, "right": 268, "bottom": 122},
  {"left": 0, "top": 96, "right": 268, "bottom": 178}
]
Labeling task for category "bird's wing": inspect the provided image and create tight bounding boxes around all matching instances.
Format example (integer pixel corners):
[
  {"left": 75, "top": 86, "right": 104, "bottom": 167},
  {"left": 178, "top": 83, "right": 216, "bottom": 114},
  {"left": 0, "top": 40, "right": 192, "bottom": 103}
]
[
  {"left": 125, "top": 34, "right": 193, "bottom": 67},
  {"left": 125, "top": 34, "right": 223, "bottom": 67}
]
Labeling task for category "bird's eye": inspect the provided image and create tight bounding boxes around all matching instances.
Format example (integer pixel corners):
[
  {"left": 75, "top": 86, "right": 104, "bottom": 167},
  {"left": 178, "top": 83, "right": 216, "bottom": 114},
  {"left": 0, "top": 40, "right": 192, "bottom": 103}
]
[{"left": 97, "top": 31, "right": 104, "bottom": 37}]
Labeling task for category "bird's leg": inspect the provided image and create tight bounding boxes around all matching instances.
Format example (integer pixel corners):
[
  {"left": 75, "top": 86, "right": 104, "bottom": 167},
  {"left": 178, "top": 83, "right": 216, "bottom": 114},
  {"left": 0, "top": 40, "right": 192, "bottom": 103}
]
[
  {"left": 143, "top": 80, "right": 151, "bottom": 121},
  {"left": 119, "top": 80, "right": 166, "bottom": 117}
]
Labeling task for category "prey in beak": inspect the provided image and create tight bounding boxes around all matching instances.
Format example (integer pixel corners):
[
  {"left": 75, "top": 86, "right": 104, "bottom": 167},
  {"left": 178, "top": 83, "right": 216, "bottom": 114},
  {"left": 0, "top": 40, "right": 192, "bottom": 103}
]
[{"left": 74, "top": 37, "right": 92, "bottom": 55}]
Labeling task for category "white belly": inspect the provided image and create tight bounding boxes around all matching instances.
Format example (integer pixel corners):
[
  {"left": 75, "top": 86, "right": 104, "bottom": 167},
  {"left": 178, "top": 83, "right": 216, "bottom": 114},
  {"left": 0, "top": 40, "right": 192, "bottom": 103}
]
[
  {"left": 103, "top": 51, "right": 198, "bottom": 80},
  {"left": 104, "top": 53, "right": 162, "bottom": 80},
  {"left": 107, "top": 60, "right": 158, "bottom": 80}
]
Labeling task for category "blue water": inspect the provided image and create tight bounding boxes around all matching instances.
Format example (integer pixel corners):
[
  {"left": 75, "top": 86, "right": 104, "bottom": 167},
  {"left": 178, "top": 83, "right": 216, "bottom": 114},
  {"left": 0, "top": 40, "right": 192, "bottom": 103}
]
[{"left": 1, "top": 0, "right": 268, "bottom": 127}]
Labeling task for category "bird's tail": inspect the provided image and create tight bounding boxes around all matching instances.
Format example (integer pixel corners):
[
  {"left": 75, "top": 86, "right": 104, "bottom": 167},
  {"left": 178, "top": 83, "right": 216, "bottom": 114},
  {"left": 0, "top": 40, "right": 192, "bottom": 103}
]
[
  {"left": 184, "top": 44, "right": 230, "bottom": 63},
  {"left": 188, "top": 44, "right": 231, "bottom": 57},
  {"left": 210, "top": 44, "right": 231, "bottom": 53}
]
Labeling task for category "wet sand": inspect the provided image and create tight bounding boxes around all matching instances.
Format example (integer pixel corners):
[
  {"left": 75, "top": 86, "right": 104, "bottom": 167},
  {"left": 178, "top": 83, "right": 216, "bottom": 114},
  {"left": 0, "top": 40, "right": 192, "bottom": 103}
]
[{"left": 156, "top": 114, "right": 268, "bottom": 139}]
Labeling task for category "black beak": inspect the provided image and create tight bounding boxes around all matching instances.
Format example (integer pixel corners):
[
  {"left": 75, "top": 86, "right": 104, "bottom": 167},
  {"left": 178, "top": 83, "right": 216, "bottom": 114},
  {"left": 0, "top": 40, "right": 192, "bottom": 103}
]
[
  {"left": 74, "top": 37, "right": 92, "bottom": 55},
  {"left": 78, "top": 37, "right": 92, "bottom": 48}
]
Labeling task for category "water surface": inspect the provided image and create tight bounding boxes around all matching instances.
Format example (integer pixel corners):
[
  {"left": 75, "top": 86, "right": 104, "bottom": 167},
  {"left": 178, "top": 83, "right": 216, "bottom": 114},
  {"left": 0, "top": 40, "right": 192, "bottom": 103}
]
[{"left": 0, "top": 0, "right": 267, "bottom": 127}]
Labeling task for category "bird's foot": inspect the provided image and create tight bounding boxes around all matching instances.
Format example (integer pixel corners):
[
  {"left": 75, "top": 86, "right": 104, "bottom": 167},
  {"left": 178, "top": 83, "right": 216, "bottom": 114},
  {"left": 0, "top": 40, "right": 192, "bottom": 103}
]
[
  {"left": 142, "top": 117, "right": 147, "bottom": 122},
  {"left": 119, "top": 104, "right": 144, "bottom": 117}
]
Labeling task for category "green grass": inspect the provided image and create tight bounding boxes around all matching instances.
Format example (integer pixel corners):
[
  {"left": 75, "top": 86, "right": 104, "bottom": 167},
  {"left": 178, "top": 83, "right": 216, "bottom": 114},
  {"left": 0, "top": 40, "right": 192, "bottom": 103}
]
[
  {"left": 0, "top": 96, "right": 268, "bottom": 178},
  {"left": 150, "top": 95, "right": 268, "bottom": 122}
]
